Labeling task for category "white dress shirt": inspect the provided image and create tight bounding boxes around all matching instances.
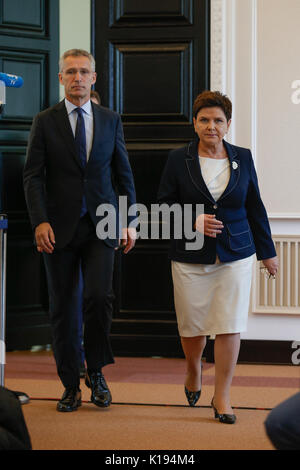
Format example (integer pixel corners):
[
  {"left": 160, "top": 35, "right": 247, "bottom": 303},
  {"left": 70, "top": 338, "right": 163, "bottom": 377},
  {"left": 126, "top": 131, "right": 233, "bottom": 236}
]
[{"left": 64, "top": 98, "right": 94, "bottom": 161}]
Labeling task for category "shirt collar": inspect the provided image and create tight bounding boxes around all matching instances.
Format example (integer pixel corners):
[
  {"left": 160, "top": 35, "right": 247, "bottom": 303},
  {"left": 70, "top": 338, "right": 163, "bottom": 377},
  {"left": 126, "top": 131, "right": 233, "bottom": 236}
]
[{"left": 65, "top": 98, "right": 92, "bottom": 116}]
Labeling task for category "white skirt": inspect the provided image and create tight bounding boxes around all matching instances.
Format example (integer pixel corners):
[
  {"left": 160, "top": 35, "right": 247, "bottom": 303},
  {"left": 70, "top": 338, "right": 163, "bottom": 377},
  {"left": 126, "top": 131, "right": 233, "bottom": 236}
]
[{"left": 171, "top": 255, "right": 254, "bottom": 337}]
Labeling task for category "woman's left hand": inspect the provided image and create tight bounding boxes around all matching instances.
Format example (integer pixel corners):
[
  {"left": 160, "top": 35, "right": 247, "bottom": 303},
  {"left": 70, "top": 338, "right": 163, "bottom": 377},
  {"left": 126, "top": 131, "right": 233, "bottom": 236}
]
[{"left": 262, "top": 256, "right": 279, "bottom": 276}]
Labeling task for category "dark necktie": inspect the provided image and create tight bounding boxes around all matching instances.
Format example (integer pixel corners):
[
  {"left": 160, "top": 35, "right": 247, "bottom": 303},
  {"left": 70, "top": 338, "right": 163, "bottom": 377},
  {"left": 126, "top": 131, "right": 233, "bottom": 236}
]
[{"left": 75, "top": 107, "right": 87, "bottom": 216}]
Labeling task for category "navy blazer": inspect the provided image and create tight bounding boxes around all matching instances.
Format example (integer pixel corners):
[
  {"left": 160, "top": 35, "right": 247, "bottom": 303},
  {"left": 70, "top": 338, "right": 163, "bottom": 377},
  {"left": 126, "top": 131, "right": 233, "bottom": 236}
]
[
  {"left": 24, "top": 100, "right": 136, "bottom": 249},
  {"left": 157, "top": 138, "right": 276, "bottom": 263}
]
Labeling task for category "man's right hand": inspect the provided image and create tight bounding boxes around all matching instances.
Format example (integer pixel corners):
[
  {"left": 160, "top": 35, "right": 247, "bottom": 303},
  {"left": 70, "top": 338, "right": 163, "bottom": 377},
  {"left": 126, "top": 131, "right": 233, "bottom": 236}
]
[{"left": 35, "top": 222, "right": 56, "bottom": 253}]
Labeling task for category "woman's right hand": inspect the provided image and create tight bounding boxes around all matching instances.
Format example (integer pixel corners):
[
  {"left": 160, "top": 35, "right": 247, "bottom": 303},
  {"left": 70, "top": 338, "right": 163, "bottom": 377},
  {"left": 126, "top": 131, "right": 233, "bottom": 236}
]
[{"left": 195, "top": 214, "right": 224, "bottom": 238}]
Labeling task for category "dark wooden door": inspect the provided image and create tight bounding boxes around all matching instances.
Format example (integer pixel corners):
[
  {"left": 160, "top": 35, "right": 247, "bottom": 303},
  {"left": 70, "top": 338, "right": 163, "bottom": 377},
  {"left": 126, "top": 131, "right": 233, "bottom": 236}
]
[
  {"left": 93, "top": 0, "right": 210, "bottom": 356},
  {"left": 0, "top": 0, "right": 59, "bottom": 349}
]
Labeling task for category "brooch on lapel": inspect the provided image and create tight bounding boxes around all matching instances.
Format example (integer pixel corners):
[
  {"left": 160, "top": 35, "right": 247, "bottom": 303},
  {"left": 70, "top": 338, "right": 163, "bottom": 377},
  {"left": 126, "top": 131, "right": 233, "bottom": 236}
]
[{"left": 232, "top": 161, "right": 238, "bottom": 170}]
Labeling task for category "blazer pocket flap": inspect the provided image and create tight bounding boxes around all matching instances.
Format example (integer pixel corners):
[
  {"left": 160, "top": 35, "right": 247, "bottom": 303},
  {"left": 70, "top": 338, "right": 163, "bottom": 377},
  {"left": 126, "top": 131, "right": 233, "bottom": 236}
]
[
  {"left": 226, "top": 219, "right": 250, "bottom": 236},
  {"left": 226, "top": 220, "right": 253, "bottom": 252}
]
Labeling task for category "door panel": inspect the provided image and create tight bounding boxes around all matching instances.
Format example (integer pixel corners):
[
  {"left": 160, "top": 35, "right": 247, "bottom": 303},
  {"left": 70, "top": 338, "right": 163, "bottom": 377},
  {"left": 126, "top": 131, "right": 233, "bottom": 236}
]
[{"left": 93, "top": 0, "right": 210, "bottom": 356}]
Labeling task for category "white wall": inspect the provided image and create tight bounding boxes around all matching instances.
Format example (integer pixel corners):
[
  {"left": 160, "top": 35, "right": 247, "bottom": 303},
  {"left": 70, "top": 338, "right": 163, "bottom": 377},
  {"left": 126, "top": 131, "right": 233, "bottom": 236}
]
[
  {"left": 59, "top": 0, "right": 91, "bottom": 100},
  {"left": 211, "top": 0, "right": 300, "bottom": 341},
  {"left": 257, "top": 0, "right": 300, "bottom": 217}
]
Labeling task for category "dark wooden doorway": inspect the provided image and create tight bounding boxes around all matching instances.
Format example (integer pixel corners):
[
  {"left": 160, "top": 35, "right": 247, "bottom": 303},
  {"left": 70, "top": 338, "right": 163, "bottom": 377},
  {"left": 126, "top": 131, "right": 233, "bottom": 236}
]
[
  {"left": 93, "top": 0, "right": 210, "bottom": 356},
  {"left": 0, "top": 0, "right": 59, "bottom": 350}
]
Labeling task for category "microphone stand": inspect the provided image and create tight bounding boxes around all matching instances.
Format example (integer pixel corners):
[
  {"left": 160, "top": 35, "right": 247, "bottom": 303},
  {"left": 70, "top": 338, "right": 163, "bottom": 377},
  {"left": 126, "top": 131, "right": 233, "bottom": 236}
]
[{"left": 0, "top": 82, "right": 30, "bottom": 405}]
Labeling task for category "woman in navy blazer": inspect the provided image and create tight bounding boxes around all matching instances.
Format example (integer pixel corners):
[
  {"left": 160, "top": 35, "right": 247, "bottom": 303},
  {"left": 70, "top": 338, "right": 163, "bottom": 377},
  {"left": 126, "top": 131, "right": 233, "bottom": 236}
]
[{"left": 158, "top": 91, "right": 278, "bottom": 423}]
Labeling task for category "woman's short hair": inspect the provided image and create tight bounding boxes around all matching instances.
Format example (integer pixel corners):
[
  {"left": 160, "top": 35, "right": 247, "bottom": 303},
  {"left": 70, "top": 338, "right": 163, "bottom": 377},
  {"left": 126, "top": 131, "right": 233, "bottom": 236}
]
[
  {"left": 59, "top": 49, "right": 96, "bottom": 72},
  {"left": 193, "top": 91, "right": 232, "bottom": 121}
]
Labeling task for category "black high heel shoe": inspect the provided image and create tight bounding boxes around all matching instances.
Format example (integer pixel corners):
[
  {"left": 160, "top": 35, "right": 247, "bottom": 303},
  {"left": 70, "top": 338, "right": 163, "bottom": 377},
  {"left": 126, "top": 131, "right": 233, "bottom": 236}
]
[
  {"left": 211, "top": 398, "right": 236, "bottom": 424},
  {"left": 185, "top": 387, "right": 201, "bottom": 407},
  {"left": 184, "top": 364, "right": 202, "bottom": 407}
]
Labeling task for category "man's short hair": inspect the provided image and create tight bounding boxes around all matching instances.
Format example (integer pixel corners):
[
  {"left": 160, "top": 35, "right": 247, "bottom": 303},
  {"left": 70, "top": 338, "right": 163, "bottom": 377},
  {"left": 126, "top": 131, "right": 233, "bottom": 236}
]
[{"left": 59, "top": 49, "right": 96, "bottom": 72}]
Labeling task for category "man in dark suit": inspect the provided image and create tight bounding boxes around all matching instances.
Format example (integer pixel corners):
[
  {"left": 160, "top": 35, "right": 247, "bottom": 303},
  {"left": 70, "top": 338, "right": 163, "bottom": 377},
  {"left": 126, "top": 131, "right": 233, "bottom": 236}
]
[{"left": 23, "top": 49, "right": 136, "bottom": 412}]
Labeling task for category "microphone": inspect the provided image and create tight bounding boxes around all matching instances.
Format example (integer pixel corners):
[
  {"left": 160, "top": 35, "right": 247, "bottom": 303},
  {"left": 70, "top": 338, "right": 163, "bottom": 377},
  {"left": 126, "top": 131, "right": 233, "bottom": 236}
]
[{"left": 0, "top": 72, "right": 24, "bottom": 88}]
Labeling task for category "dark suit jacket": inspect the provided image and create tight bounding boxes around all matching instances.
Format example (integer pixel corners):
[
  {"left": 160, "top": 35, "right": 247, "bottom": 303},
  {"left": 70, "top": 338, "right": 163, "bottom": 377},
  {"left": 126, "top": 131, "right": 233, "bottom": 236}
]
[
  {"left": 23, "top": 100, "right": 136, "bottom": 249},
  {"left": 157, "top": 138, "right": 276, "bottom": 263}
]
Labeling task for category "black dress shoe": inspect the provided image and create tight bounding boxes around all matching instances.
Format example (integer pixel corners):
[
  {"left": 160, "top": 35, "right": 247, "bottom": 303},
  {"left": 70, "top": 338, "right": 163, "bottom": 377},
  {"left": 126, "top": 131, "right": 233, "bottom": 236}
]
[
  {"left": 211, "top": 398, "right": 236, "bottom": 424},
  {"left": 57, "top": 388, "right": 82, "bottom": 412},
  {"left": 85, "top": 372, "right": 112, "bottom": 408}
]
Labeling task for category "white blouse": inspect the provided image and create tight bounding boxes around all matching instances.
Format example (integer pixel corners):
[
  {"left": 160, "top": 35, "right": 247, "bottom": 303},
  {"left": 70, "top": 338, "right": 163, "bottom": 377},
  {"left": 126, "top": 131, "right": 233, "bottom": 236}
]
[{"left": 199, "top": 156, "right": 230, "bottom": 201}]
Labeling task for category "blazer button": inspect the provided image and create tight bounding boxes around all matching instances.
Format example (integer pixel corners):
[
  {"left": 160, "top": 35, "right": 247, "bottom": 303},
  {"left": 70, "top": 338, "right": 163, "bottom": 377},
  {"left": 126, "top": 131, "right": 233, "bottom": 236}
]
[{"left": 213, "top": 204, "right": 218, "bottom": 209}]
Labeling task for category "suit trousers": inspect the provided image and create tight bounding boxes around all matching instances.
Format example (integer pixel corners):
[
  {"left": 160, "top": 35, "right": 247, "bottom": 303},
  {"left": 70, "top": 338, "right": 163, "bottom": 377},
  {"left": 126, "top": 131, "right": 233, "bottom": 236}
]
[{"left": 43, "top": 213, "right": 115, "bottom": 389}]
